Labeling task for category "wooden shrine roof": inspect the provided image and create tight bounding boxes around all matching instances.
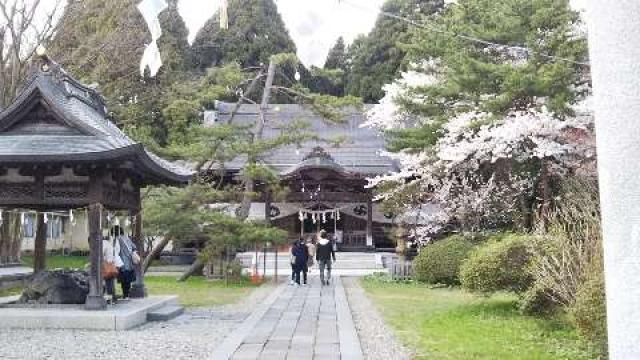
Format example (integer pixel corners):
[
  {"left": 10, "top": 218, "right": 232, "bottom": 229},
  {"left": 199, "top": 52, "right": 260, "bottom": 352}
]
[
  {"left": 213, "top": 102, "right": 399, "bottom": 176},
  {"left": 0, "top": 56, "right": 192, "bottom": 185}
]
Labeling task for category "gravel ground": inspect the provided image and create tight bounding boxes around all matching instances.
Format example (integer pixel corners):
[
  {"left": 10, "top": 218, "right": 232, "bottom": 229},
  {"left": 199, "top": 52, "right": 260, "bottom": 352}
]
[
  {"left": 0, "top": 283, "right": 277, "bottom": 360},
  {"left": 343, "top": 277, "right": 413, "bottom": 360}
]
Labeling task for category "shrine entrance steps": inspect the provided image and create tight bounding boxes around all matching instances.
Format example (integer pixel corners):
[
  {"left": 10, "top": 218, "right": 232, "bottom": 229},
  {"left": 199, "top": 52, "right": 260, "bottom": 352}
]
[{"left": 237, "top": 252, "right": 390, "bottom": 277}]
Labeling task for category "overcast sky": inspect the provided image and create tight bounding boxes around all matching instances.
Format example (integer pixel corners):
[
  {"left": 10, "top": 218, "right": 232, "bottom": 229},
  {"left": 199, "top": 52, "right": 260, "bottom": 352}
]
[{"left": 177, "top": 0, "right": 587, "bottom": 68}]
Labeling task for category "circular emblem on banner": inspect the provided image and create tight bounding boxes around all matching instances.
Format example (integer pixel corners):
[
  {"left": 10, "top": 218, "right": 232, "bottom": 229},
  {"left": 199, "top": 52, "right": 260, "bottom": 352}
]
[
  {"left": 353, "top": 205, "right": 367, "bottom": 216},
  {"left": 269, "top": 205, "right": 281, "bottom": 218}
]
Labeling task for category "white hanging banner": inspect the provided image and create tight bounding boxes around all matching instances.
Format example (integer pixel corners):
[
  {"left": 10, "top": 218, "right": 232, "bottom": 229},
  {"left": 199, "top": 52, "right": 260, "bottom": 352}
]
[
  {"left": 137, "top": 0, "right": 168, "bottom": 77},
  {"left": 220, "top": 0, "right": 229, "bottom": 30}
]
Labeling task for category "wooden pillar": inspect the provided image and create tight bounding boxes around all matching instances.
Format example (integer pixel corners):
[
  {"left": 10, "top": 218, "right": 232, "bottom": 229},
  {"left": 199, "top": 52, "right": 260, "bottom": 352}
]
[
  {"left": 366, "top": 190, "right": 374, "bottom": 248},
  {"left": 33, "top": 212, "right": 47, "bottom": 274},
  {"left": 33, "top": 173, "right": 47, "bottom": 272},
  {"left": 85, "top": 203, "right": 106, "bottom": 310},
  {"left": 130, "top": 200, "right": 146, "bottom": 298}
]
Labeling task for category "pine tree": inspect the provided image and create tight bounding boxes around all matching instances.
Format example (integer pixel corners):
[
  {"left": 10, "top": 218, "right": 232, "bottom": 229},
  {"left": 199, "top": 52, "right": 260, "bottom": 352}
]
[
  {"left": 324, "top": 37, "right": 347, "bottom": 70},
  {"left": 345, "top": 0, "right": 445, "bottom": 103},
  {"left": 368, "top": 0, "right": 589, "bottom": 233},
  {"left": 191, "top": 0, "right": 297, "bottom": 69},
  {"left": 388, "top": 0, "right": 588, "bottom": 151},
  {"left": 49, "top": 0, "right": 193, "bottom": 145},
  {"left": 147, "top": 53, "right": 361, "bottom": 280}
]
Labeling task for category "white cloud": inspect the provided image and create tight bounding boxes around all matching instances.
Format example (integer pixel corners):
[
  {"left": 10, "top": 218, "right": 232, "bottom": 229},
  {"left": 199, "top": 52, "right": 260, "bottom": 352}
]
[{"left": 178, "top": 0, "right": 223, "bottom": 44}]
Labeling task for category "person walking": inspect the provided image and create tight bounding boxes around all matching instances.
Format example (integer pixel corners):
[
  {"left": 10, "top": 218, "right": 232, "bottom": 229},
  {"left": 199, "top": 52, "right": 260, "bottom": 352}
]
[
  {"left": 306, "top": 237, "right": 316, "bottom": 274},
  {"left": 316, "top": 230, "right": 336, "bottom": 286},
  {"left": 116, "top": 226, "right": 139, "bottom": 299},
  {"left": 289, "top": 240, "right": 298, "bottom": 285},
  {"left": 102, "top": 234, "right": 123, "bottom": 304},
  {"left": 292, "top": 239, "right": 309, "bottom": 286}
]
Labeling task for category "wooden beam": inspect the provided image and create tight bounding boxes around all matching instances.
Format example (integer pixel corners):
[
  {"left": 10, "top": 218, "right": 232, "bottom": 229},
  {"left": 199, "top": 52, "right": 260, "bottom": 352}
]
[
  {"left": 129, "top": 201, "right": 146, "bottom": 299},
  {"left": 85, "top": 202, "right": 106, "bottom": 310}
]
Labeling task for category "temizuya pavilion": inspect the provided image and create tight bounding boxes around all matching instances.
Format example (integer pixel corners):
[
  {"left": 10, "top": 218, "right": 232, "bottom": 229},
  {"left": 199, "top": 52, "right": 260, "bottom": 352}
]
[{"left": 0, "top": 54, "right": 192, "bottom": 310}]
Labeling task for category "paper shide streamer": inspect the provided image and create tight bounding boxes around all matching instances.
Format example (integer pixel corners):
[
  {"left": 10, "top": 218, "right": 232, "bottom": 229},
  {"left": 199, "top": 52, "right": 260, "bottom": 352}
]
[{"left": 138, "top": 0, "right": 168, "bottom": 77}]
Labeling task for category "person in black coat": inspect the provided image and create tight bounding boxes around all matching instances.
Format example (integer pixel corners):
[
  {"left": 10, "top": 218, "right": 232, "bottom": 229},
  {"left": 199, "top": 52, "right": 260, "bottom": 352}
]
[
  {"left": 291, "top": 239, "right": 309, "bottom": 286},
  {"left": 315, "top": 230, "right": 336, "bottom": 286}
]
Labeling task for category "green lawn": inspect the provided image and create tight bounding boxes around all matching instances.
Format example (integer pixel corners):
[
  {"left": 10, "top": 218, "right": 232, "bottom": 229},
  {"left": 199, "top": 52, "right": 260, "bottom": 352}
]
[
  {"left": 0, "top": 287, "right": 22, "bottom": 297},
  {"left": 361, "top": 278, "right": 600, "bottom": 360},
  {"left": 21, "top": 255, "right": 88, "bottom": 269},
  {"left": 17, "top": 255, "right": 259, "bottom": 308},
  {"left": 145, "top": 276, "right": 259, "bottom": 308}
]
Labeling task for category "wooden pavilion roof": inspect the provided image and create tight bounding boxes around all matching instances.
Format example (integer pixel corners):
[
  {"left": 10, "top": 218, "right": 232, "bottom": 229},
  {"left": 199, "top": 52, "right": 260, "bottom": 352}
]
[{"left": 0, "top": 55, "right": 192, "bottom": 186}]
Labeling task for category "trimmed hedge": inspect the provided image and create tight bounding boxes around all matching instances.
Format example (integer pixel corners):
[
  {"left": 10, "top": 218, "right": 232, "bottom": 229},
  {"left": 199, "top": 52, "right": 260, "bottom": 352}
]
[
  {"left": 459, "top": 234, "right": 533, "bottom": 294},
  {"left": 413, "top": 236, "right": 475, "bottom": 285}
]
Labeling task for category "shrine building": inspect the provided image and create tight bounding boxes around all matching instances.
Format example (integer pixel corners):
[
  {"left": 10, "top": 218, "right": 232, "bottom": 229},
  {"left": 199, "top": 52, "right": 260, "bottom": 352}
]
[{"left": 209, "top": 102, "right": 400, "bottom": 251}]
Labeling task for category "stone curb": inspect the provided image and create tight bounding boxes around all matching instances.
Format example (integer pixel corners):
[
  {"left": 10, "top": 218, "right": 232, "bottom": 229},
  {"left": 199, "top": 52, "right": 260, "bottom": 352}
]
[{"left": 335, "top": 277, "right": 364, "bottom": 360}]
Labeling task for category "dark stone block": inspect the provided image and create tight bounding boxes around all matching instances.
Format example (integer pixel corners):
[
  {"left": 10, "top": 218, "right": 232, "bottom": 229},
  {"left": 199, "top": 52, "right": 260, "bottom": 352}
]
[{"left": 19, "top": 270, "right": 89, "bottom": 305}]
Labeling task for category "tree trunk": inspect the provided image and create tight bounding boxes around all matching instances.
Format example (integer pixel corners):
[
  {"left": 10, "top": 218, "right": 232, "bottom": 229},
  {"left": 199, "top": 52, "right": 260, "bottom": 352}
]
[
  {"left": 237, "top": 60, "right": 276, "bottom": 220},
  {"left": 141, "top": 236, "right": 172, "bottom": 274},
  {"left": 9, "top": 214, "right": 22, "bottom": 264},
  {"left": 33, "top": 213, "right": 47, "bottom": 273},
  {"left": 537, "top": 159, "right": 552, "bottom": 229},
  {"left": 178, "top": 258, "right": 204, "bottom": 282}
]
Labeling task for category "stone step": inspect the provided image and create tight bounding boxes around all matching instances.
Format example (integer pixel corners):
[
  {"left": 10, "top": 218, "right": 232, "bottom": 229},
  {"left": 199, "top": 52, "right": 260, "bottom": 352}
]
[
  {"left": 147, "top": 305, "right": 184, "bottom": 322},
  {"left": 243, "top": 263, "right": 382, "bottom": 269}
]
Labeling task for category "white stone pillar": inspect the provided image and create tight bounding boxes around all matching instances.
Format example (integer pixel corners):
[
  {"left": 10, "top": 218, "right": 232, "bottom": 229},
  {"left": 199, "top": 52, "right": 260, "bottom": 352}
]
[{"left": 586, "top": 2, "right": 640, "bottom": 358}]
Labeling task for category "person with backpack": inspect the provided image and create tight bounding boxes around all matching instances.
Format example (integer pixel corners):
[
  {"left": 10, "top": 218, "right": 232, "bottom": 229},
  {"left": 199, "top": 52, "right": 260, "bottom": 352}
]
[
  {"left": 115, "top": 226, "right": 139, "bottom": 299},
  {"left": 315, "top": 230, "right": 336, "bottom": 286}
]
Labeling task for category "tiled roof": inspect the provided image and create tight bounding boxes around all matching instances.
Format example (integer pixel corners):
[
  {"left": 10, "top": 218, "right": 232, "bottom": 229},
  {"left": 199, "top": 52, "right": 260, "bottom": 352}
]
[
  {"left": 215, "top": 102, "right": 398, "bottom": 176},
  {"left": 0, "top": 56, "right": 192, "bottom": 184}
]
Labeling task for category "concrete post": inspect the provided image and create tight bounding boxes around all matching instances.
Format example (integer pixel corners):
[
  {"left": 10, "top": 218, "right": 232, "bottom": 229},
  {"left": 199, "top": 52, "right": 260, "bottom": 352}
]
[{"left": 586, "top": 2, "right": 640, "bottom": 358}]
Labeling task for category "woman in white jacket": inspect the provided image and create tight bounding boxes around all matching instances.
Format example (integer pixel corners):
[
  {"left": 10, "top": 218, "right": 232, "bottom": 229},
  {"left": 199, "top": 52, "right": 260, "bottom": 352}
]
[{"left": 103, "top": 236, "right": 123, "bottom": 304}]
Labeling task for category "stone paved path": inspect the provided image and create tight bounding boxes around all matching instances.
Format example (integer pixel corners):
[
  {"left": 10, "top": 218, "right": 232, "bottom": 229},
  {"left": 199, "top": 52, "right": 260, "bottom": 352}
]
[{"left": 216, "top": 276, "right": 363, "bottom": 360}]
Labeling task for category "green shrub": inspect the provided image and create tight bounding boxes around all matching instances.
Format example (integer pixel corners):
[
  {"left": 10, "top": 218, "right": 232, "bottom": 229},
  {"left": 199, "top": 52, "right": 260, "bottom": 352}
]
[
  {"left": 570, "top": 261, "right": 608, "bottom": 357},
  {"left": 519, "top": 281, "right": 558, "bottom": 315},
  {"left": 459, "top": 234, "right": 533, "bottom": 294},
  {"left": 413, "top": 235, "right": 475, "bottom": 285}
]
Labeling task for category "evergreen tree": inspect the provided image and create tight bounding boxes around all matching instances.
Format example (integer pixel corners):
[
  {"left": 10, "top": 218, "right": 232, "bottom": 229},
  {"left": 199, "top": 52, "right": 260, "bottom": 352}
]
[
  {"left": 366, "top": 0, "right": 589, "bottom": 233},
  {"left": 191, "top": 0, "right": 297, "bottom": 69},
  {"left": 345, "top": 0, "right": 445, "bottom": 103},
  {"left": 324, "top": 37, "right": 347, "bottom": 70},
  {"left": 388, "top": 0, "right": 588, "bottom": 152},
  {"left": 49, "top": 0, "right": 193, "bottom": 146}
]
